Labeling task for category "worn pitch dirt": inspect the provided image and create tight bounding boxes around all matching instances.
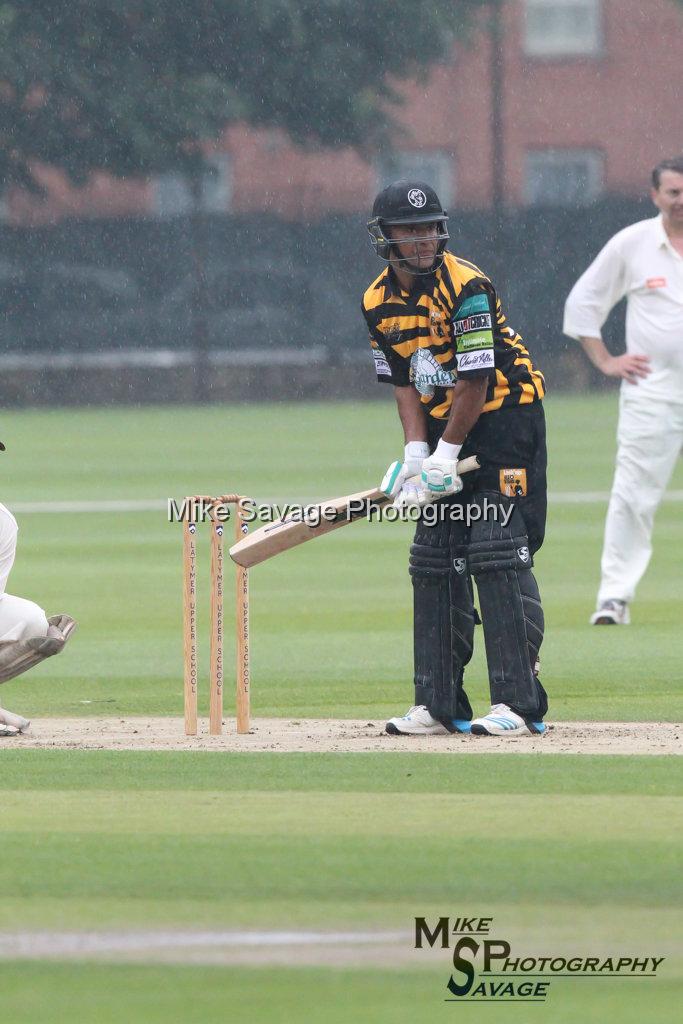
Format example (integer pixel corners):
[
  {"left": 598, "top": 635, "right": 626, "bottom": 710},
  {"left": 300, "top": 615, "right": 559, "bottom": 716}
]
[{"left": 4, "top": 716, "right": 680, "bottom": 754}]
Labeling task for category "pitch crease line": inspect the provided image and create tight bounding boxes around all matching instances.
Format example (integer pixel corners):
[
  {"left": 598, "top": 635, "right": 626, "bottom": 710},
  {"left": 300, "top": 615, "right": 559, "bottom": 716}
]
[{"left": 0, "top": 929, "right": 409, "bottom": 958}]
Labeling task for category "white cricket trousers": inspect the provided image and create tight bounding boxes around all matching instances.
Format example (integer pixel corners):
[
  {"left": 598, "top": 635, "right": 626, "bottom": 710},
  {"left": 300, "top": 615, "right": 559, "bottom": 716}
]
[
  {"left": 598, "top": 389, "right": 683, "bottom": 605},
  {"left": 0, "top": 503, "right": 49, "bottom": 643}
]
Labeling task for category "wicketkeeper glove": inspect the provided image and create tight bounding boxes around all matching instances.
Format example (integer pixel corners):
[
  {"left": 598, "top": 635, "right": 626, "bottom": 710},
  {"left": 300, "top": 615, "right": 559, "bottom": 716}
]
[{"left": 420, "top": 439, "right": 464, "bottom": 498}]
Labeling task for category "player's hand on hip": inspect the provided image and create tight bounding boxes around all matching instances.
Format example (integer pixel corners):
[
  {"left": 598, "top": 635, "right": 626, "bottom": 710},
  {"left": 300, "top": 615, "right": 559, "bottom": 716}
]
[
  {"left": 380, "top": 441, "right": 429, "bottom": 499},
  {"left": 421, "top": 440, "right": 464, "bottom": 498},
  {"left": 602, "top": 352, "right": 651, "bottom": 384}
]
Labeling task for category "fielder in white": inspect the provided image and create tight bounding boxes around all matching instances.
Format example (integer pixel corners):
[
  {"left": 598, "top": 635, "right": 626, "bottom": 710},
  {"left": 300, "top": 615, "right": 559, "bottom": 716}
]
[
  {"left": 0, "top": 500, "right": 76, "bottom": 736},
  {"left": 563, "top": 155, "right": 683, "bottom": 624}
]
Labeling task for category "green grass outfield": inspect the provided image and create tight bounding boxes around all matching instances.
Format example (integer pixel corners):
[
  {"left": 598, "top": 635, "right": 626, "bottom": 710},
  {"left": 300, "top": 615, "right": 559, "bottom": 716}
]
[
  {"left": 1, "top": 392, "right": 682, "bottom": 721},
  {"left": 1, "top": 394, "right": 681, "bottom": 1021},
  {"left": 4, "top": 966, "right": 678, "bottom": 1024},
  {"left": 1, "top": 751, "right": 681, "bottom": 1022}
]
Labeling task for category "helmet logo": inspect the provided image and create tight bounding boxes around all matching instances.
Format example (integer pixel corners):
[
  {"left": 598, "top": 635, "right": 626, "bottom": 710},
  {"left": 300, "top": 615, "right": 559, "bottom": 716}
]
[{"left": 407, "top": 188, "right": 427, "bottom": 208}]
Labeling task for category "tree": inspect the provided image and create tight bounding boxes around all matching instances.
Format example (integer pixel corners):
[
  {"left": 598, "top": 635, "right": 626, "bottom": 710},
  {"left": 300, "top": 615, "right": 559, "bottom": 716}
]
[
  {"left": 0, "top": 1, "right": 488, "bottom": 397},
  {"left": 0, "top": 0, "right": 486, "bottom": 190}
]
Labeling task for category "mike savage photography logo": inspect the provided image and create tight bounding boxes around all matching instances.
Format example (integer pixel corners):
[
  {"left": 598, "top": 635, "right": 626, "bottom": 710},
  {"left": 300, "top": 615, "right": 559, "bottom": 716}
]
[
  {"left": 168, "top": 496, "right": 516, "bottom": 530},
  {"left": 415, "top": 916, "right": 665, "bottom": 1005}
]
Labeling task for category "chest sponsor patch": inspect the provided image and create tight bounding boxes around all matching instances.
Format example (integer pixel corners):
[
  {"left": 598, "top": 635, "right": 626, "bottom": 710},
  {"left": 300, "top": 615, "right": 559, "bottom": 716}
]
[
  {"left": 500, "top": 468, "right": 528, "bottom": 498},
  {"left": 409, "top": 348, "right": 456, "bottom": 396},
  {"left": 372, "top": 349, "right": 391, "bottom": 377},
  {"left": 646, "top": 277, "right": 667, "bottom": 289}
]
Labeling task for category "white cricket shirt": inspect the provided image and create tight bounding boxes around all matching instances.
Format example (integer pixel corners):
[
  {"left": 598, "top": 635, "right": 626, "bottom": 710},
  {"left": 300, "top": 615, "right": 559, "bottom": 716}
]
[{"left": 563, "top": 214, "right": 683, "bottom": 403}]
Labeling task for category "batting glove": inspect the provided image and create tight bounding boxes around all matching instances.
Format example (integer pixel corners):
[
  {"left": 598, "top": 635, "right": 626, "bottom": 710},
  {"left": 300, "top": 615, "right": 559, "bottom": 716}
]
[
  {"left": 380, "top": 442, "right": 430, "bottom": 501},
  {"left": 392, "top": 475, "right": 424, "bottom": 510},
  {"left": 421, "top": 439, "right": 464, "bottom": 498}
]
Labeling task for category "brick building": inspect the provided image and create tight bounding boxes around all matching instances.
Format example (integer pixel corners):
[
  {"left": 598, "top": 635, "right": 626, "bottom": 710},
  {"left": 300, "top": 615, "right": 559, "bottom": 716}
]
[{"left": 6, "top": 0, "right": 683, "bottom": 225}]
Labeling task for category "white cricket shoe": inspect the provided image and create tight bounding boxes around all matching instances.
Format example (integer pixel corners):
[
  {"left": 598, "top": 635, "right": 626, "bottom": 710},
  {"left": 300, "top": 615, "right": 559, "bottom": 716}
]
[
  {"left": 590, "top": 600, "right": 630, "bottom": 625},
  {"left": 471, "top": 704, "right": 546, "bottom": 737},
  {"left": 0, "top": 707, "right": 30, "bottom": 733},
  {"left": 385, "top": 705, "right": 451, "bottom": 736}
]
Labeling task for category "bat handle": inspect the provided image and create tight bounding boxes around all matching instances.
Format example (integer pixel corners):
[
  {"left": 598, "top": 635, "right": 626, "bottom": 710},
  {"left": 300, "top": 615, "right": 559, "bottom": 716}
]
[
  {"left": 401, "top": 454, "right": 480, "bottom": 492},
  {"left": 455, "top": 454, "right": 480, "bottom": 475}
]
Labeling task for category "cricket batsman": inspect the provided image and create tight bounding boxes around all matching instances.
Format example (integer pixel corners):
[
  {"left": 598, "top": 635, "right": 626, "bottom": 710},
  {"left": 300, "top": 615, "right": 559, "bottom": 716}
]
[{"left": 362, "top": 180, "right": 548, "bottom": 737}]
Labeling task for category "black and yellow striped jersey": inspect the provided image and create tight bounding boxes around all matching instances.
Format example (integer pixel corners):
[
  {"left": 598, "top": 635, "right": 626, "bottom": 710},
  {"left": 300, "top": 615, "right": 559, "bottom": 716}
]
[{"left": 361, "top": 250, "right": 545, "bottom": 420}]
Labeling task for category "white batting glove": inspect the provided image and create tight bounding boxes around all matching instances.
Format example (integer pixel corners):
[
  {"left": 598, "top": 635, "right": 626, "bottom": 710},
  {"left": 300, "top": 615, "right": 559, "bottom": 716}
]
[
  {"left": 380, "top": 442, "right": 429, "bottom": 501},
  {"left": 421, "top": 439, "right": 464, "bottom": 498},
  {"left": 392, "top": 475, "right": 424, "bottom": 510}
]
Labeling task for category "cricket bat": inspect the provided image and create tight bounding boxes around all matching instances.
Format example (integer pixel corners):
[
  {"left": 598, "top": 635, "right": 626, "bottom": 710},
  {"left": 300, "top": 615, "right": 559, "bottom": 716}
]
[{"left": 228, "top": 455, "right": 480, "bottom": 568}]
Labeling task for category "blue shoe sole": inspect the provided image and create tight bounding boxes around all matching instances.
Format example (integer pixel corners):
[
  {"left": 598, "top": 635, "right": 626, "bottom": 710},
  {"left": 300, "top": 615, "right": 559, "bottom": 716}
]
[{"left": 451, "top": 719, "right": 472, "bottom": 734}]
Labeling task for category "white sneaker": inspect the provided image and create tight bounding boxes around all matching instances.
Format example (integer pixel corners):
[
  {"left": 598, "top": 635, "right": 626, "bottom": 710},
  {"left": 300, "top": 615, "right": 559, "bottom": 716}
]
[
  {"left": 590, "top": 600, "right": 630, "bottom": 625},
  {"left": 471, "top": 703, "right": 546, "bottom": 737},
  {"left": 385, "top": 705, "right": 451, "bottom": 736},
  {"left": 0, "top": 708, "right": 30, "bottom": 733}
]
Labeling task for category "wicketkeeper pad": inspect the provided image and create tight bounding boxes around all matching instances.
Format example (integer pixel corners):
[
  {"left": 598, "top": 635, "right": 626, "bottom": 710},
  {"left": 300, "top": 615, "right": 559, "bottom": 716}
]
[{"left": 0, "top": 613, "right": 77, "bottom": 684}]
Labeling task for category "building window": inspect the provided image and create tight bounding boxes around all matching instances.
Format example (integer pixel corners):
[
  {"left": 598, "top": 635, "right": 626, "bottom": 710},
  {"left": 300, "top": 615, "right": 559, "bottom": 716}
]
[
  {"left": 153, "top": 154, "right": 231, "bottom": 217},
  {"left": 375, "top": 151, "right": 455, "bottom": 209},
  {"left": 523, "top": 0, "right": 602, "bottom": 57},
  {"left": 524, "top": 149, "right": 604, "bottom": 206}
]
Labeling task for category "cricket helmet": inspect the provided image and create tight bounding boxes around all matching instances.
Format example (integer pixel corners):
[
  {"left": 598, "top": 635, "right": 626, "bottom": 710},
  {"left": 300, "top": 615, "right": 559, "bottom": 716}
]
[{"left": 367, "top": 179, "right": 449, "bottom": 273}]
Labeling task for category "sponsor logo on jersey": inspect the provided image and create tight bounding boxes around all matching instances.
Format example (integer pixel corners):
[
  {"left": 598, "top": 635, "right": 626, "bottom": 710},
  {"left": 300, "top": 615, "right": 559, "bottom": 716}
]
[
  {"left": 455, "top": 313, "right": 492, "bottom": 336},
  {"left": 458, "top": 331, "right": 493, "bottom": 353},
  {"left": 457, "top": 293, "right": 490, "bottom": 318},
  {"left": 409, "top": 348, "right": 456, "bottom": 396},
  {"left": 646, "top": 277, "right": 667, "bottom": 288},
  {"left": 499, "top": 468, "right": 528, "bottom": 498},
  {"left": 456, "top": 350, "right": 495, "bottom": 372},
  {"left": 372, "top": 349, "right": 391, "bottom": 377}
]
